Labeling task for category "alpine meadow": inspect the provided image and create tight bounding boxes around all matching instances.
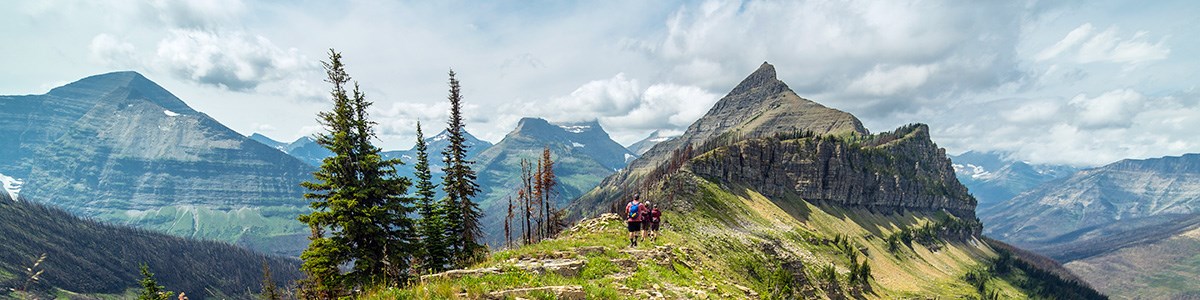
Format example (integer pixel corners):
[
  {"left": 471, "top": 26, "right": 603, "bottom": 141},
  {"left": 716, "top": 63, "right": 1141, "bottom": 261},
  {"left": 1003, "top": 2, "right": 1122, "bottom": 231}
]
[{"left": 4, "top": 1, "right": 1199, "bottom": 299}]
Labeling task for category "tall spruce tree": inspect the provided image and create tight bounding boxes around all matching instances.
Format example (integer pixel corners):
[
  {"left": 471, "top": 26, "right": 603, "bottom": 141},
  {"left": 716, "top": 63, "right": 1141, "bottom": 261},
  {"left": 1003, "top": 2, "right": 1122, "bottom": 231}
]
[
  {"left": 414, "top": 122, "right": 449, "bottom": 273},
  {"left": 440, "top": 69, "right": 484, "bottom": 265},
  {"left": 299, "top": 49, "right": 415, "bottom": 295}
]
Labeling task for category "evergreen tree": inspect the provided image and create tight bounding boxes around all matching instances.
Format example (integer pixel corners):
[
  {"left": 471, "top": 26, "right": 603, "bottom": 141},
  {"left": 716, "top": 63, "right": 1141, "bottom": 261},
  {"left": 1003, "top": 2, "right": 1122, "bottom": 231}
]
[
  {"left": 440, "top": 69, "right": 484, "bottom": 265},
  {"left": 299, "top": 49, "right": 415, "bottom": 295},
  {"left": 260, "top": 261, "right": 281, "bottom": 300},
  {"left": 137, "top": 264, "right": 173, "bottom": 300},
  {"left": 414, "top": 122, "right": 449, "bottom": 273}
]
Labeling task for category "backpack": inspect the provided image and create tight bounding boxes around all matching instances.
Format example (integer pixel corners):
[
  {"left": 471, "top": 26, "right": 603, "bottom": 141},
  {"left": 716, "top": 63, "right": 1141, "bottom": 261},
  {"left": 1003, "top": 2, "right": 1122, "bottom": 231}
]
[{"left": 629, "top": 202, "right": 640, "bottom": 219}]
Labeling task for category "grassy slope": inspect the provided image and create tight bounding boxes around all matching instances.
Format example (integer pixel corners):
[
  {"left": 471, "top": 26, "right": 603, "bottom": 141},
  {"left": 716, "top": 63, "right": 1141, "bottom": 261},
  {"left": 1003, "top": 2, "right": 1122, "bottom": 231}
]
[{"left": 369, "top": 174, "right": 1042, "bottom": 299}]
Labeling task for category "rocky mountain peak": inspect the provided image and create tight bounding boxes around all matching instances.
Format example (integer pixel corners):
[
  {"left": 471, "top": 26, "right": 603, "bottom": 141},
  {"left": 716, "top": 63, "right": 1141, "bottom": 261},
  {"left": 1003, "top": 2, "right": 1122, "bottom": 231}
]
[
  {"left": 729, "top": 61, "right": 780, "bottom": 95},
  {"left": 46, "top": 71, "right": 195, "bottom": 115},
  {"left": 628, "top": 62, "right": 867, "bottom": 170}
]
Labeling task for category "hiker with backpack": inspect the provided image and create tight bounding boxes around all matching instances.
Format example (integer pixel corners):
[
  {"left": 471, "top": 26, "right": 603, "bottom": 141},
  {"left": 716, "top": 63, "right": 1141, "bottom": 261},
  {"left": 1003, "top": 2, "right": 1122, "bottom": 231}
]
[
  {"left": 625, "top": 193, "right": 643, "bottom": 247},
  {"left": 640, "top": 201, "right": 653, "bottom": 243},
  {"left": 649, "top": 204, "right": 662, "bottom": 242}
]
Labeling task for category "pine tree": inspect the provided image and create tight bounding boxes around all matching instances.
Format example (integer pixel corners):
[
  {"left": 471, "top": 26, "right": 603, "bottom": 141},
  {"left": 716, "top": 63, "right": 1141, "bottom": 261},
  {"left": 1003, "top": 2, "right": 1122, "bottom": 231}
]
[
  {"left": 260, "top": 261, "right": 281, "bottom": 300},
  {"left": 520, "top": 159, "right": 534, "bottom": 244},
  {"left": 441, "top": 69, "right": 484, "bottom": 266},
  {"left": 297, "top": 49, "right": 356, "bottom": 298},
  {"left": 299, "top": 49, "right": 415, "bottom": 294},
  {"left": 137, "top": 264, "right": 173, "bottom": 300},
  {"left": 414, "top": 122, "right": 449, "bottom": 273}
]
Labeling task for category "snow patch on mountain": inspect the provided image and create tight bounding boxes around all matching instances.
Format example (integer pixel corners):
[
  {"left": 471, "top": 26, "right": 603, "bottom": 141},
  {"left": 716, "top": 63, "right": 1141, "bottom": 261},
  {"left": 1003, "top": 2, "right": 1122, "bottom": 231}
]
[
  {"left": 0, "top": 172, "right": 21, "bottom": 201},
  {"left": 432, "top": 132, "right": 451, "bottom": 142},
  {"left": 953, "top": 163, "right": 993, "bottom": 180},
  {"left": 164, "top": 110, "right": 180, "bottom": 117},
  {"left": 559, "top": 125, "right": 591, "bottom": 134}
]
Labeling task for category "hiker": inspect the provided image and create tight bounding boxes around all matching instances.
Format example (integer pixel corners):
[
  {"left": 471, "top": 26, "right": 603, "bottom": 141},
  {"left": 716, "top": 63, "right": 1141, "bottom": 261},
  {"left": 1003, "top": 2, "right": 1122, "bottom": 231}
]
[
  {"left": 625, "top": 193, "right": 642, "bottom": 247},
  {"left": 650, "top": 204, "right": 662, "bottom": 242},
  {"left": 640, "top": 201, "right": 653, "bottom": 243}
]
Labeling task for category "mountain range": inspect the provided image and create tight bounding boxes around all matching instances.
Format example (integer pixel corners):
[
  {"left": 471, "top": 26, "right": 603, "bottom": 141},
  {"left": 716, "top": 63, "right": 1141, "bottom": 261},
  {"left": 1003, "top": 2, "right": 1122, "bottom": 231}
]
[
  {"left": 0, "top": 71, "right": 315, "bottom": 256},
  {"left": 475, "top": 117, "right": 636, "bottom": 245},
  {"left": 382, "top": 62, "right": 1101, "bottom": 299},
  {"left": 949, "top": 151, "right": 1078, "bottom": 210},
  {"left": 982, "top": 153, "right": 1200, "bottom": 298}
]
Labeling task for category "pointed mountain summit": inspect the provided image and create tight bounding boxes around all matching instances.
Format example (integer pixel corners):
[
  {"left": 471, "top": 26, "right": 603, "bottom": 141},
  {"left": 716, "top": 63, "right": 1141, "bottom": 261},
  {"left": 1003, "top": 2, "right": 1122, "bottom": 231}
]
[
  {"left": 474, "top": 117, "right": 635, "bottom": 244},
  {"left": 0, "top": 71, "right": 315, "bottom": 256},
  {"left": 630, "top": 62, "right": 867, "bottom": 170}
]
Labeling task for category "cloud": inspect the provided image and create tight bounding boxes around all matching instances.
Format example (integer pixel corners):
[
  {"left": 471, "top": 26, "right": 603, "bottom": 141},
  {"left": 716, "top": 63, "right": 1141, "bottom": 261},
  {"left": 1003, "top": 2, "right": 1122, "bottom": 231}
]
[
  {"left": 89, "top": 33, "right": 138, "bottom": 67},
  {"left": 646, "top": 0, "right": 1026, "bottom": 118},
  {"left": 1067, "top": 89, "right": 1145, "bottom": 129},
  {"left": 935, "top": 89, "right": 1196, "bottom": 166},
  {"left": 148, "top": 0, "right": 246, "bottom": 29},
  {"left": 155, "top": 29, "right": 315, "bottom": 92},
  {"left": 845, "top": 64, "right": 939, "bottom": 96},
  {"left": 1036, "top": 23, "right": 1170, "bottom": 66},
  {"left": 550, "top": 73, "right": 643, "bottom": 122}
]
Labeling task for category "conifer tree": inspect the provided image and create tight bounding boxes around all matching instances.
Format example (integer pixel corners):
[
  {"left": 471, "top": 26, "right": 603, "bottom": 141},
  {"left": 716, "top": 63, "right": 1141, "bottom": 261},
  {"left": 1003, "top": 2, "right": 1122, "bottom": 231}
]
[
  {"left": 260, "top": 261, "right": 281, "bottom": 300},
  {"left": 414, "top": 122, "right": 449, "bottom": 273},
  {"left": 441, "top": 69, "right": 484, "bottom": 265},
  {"left": 299, "top": 49, "right": 415, "bottom": 294},
  {"left": 137, "top": 264, "right": 173, "bottom": 300}
]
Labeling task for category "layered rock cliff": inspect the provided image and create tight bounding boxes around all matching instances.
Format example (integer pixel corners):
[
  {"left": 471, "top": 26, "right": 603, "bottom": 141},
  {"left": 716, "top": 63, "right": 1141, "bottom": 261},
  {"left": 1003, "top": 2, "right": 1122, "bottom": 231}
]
[
  {"left": 690, "top": 124, "right": 976, "bottom": 219},
  {"left": 569, "top": 63, "right": 972, "bottom": 222}
]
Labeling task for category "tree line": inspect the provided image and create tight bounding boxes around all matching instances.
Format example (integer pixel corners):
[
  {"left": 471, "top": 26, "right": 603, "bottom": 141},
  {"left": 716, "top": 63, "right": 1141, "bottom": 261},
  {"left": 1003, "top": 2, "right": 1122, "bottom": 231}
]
[{"left": 295, "top": 49, "right": 488, "bottom": 298}]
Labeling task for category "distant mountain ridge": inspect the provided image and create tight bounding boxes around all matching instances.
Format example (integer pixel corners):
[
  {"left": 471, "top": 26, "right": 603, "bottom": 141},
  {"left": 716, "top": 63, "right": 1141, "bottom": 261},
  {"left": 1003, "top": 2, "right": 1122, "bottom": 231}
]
[
  {"left": 626, "top": 130, "right": 676, "bottom": 156},
  {"left": 0, "top": 71, "right": 315, "bottom": 256},
  {"left": 475, "top": 117, "right": 635, "bottom": 245},
  {"left": 982, "top": 153, "right": 1200, "bottom": 298},
  {"left": 950, "top": 151, "right": 1078, "bottom": 210}
]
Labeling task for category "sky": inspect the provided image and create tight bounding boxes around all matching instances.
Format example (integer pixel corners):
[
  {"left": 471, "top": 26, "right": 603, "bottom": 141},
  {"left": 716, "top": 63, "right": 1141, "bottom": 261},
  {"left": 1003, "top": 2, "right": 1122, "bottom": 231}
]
[{"left": 2, "top": 0, "right": 1197, "bottom": 167}]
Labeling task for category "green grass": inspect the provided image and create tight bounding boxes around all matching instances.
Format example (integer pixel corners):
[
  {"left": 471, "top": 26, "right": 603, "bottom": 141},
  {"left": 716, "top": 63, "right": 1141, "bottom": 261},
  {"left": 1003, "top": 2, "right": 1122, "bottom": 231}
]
[{"left": 367, "top": 173, "right": 1069, "bottom": 299}]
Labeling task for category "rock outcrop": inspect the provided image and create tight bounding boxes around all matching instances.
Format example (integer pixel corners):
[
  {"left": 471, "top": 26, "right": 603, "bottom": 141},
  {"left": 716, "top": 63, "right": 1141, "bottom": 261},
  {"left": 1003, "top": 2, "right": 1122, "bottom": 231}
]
[
  {"left": 690, "top": 124, "right": 976, "bottom": 218},
  {"left": 569, "top": 62, "right": 872, "bottom": 218}
]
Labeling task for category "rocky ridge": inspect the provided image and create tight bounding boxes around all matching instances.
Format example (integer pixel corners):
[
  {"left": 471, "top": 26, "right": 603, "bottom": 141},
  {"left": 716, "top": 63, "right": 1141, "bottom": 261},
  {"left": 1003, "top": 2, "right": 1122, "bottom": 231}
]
[{"left": 690, "top": 124, "right": 976, "bottom": 219}]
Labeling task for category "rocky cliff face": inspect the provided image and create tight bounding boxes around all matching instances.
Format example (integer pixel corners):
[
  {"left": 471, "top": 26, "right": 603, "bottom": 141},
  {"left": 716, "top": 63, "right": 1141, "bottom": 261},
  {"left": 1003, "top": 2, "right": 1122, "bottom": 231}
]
[
  {"left": 0, "top": 71, "right": 314, "bottom": 256},
  {"left": 630, "top": 62, "right": 867, "bottom": 171},
  {"left": 569, "top": 63, "right": 972, "bottom": 221},
  {"left": 690, "top": 124, "right": 976, "bottom": 219}
]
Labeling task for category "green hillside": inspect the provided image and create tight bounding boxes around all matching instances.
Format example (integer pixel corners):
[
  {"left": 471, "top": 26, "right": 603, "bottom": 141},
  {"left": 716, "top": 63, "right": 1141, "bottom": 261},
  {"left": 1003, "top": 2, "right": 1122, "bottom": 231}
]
[
  {"left": 368, "top": 169, "right": 1101, "bottom": 299},
  {"left": 0, "top": 195, "right": 300, "bottom": 300}
]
